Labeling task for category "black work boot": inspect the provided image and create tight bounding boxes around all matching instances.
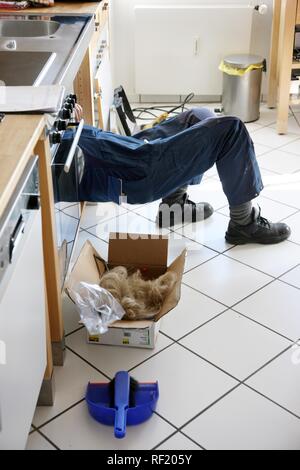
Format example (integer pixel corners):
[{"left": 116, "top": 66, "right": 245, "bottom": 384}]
[
  {"left": 225, "top": 208, "right": 291, "bottom": 245},
  {"left": 156, "top": 193, "right": 214, "bottom": 228}
]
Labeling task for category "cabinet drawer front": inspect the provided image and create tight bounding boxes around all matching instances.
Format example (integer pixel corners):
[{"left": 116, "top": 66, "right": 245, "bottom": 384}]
[
  {"left": 0, "top": 211, "right": 46, "bottom": 450},
  {"left": 297, "top": 0, "right": 300, "bottom": 24}
]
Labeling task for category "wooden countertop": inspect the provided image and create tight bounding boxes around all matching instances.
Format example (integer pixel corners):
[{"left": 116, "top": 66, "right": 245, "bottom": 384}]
[
  {"left": 1, "top": 2, "right": 102, "bottom": 15},
  {"left": 0, "top": 114, "right": 45, "bottom": 219}
]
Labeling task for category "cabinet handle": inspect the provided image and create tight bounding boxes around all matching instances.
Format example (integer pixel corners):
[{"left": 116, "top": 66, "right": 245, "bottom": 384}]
[{"left": 194, "top": 37, "right": 199, "bottom": 56}]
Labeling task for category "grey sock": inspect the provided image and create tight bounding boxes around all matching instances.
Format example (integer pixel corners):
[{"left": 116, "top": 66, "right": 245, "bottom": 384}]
[{"left": 230, "top": 201, "right": 253, "bottom": 226}]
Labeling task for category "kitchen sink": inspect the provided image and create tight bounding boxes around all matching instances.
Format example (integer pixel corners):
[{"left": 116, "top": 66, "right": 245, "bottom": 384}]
[
  {"left": 0, "top": 14, "right": 94, "bottom": 89},
  {"left": 0, "top": 19, "right": 60, "bottom": 37},
  {"left": 0, "top": 51, "right": 54, "bottom": 85}
]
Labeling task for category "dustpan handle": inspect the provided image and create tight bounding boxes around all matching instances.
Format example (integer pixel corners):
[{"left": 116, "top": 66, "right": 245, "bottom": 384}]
[{"left": 114, "top": 406, "right": 127, "bottom": 439}]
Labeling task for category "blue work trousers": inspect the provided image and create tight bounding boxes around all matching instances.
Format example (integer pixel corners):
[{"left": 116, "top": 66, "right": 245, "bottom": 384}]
[{"left": 63, "top": 107, "right": 263, "bottom": 207}]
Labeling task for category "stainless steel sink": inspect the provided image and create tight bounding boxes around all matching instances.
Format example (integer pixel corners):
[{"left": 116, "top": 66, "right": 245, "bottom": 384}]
[
  {"left": 0, "top": 51, "right": 54, "bottom": 85},
  {"left": 0, "top": 14, "right": 94, "bottom": 89},
  {"left": 0, "top": 19, "right": 60, "bottom": 37}
]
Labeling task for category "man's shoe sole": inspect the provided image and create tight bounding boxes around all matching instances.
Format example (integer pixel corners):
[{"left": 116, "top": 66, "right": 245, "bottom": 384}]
[{"left": 225, "top": 233, "right": 290, "bottom": 245}]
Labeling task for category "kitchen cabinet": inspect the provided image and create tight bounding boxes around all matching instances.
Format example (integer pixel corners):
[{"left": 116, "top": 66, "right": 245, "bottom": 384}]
[
  {"left": 0, "top": 115, "right": 55, "bottom": 449},
  {"left": 0, "top": 210, "right": 46, "bottom": 450},
  {"left": 74, "top": 0, "right": 113, "bottom": 129}
]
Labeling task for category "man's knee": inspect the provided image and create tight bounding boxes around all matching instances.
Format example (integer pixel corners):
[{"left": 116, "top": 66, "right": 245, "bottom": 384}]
[{"left": 183, "top": 107, "right": 215, "bottom": 126}]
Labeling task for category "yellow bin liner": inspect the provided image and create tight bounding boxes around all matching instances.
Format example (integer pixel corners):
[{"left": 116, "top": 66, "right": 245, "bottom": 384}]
[{"left": 219, "top": 54, "right": 264, "bottom": 76}]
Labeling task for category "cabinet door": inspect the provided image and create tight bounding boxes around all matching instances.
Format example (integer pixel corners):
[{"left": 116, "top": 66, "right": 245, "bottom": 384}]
[
  {"left": 134, "top": 5, "right": 253, "bottom": 95},
  {"left": 0, "top": 211, "right": 46, "bottom": 450},
  {"left": 95, "top": 45, "right": 114, "bottom": 130}
]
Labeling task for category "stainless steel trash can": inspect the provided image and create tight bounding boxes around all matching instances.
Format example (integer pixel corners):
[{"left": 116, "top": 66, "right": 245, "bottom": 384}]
[{"left": 222, "top": 54, "right": 264, "bottom": 123}]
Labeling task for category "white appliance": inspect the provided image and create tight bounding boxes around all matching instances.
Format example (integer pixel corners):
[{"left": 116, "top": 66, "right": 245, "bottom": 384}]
[
  {"left": 134, "top": 4, "right": 254, "bottom": 96},
  {"left": 0, "top": 157, "right": 46, "bottom": 450}
]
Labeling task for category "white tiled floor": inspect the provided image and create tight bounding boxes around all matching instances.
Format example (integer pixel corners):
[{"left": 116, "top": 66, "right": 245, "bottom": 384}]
[{"left": 28, "top": 103, "right": 300, "bottom": 450}]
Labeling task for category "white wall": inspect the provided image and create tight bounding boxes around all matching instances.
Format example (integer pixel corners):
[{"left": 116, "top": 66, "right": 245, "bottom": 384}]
[{"left": 110, "top": 0, "right": 274, "bottom": 101}]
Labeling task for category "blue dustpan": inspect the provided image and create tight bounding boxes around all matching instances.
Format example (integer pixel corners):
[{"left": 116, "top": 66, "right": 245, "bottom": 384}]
[{"left": 86, "top": 371, "right": 159, "bottom": 439}]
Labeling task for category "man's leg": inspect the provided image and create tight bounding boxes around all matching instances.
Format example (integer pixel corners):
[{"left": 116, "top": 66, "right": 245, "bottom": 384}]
[
  {"left": 209, "top": 117, "right": 290, "bottom": 244},
  {"left": 148, "top": 115, "right": 290, "bottom": 244},
  {"left": 137, "top": 108, "right": 216, "bottom": 228}
]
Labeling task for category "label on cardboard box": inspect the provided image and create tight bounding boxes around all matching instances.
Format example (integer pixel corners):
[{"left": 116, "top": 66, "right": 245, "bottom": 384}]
[{"left": 87, "top": 321, "right": 161, "bottom": 349}]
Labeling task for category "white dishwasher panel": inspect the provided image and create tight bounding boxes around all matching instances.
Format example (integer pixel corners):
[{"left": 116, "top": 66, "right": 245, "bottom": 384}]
[
  {"left": 0, "top": 210, "right": 46, "bottom": 450},
  {"left": 134, "top": 4, "right": 253, "bottom": 95}
]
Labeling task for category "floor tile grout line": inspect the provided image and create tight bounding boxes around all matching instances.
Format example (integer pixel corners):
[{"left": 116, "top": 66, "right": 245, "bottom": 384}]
[
  {"left": 181, "top": 281, "right": 229, "bottom": 310},
  {"left": 151, "top": 411, "right": 178, "bottom": 432},
  {"left": 127, "top": 341, "right": 176, "bottom": 374},
  {"left": 182, "top": 253, "right": 220, "bottom": 276},
  {"left": 222, "top": 252, "right": 278, "bottom": 279},
  {"left": 289, "top": 106, "right": 300, "bottom": 129},
  {"left": 277, "top": 262, "right": 300, "bottom": 281},
  {"left": 34, "top": 429, "right": 61, "bottom": 451},
  {"left": 279, "top": 209, "right": 300, "bottom": 223},
  {"left": 253, "top": 132, "right": 300, "bottom": 153},
  {"left": 171, "top": 341, "right": 242, "bottom": 383},
  {"left": 162, "top": 329, "right": 295, "bottom": 395},
  {"left": 259, "top": 194, "right": 300, "bottom": 212},
  {"left": 152, "top": 429, "right": 205, "bottom": 451},
  {"left": 178, "top": 431, "right": 206, "bottom": 451},
  {"left": 279, "top": 278, "right": 300, "bottom": 292},
  {"left": 258, "top": 162, "right": 300, "bottom": 176},
  {"left": 169, "top": 230, "right": 230, "bottom": 257},
  {"left": 34, "top": 398, "right": 85, "bottom": 433},
  {"left": 230, "top": 308, "right": 295, "bottom": 343},
  {"left": 160, "top": 307, "right": 230, "bottom": 343},
  {"left": 65, "top": 325, "right": 84, "bottom": 338},
  {"left": 240, "top": 342, "right": 298, "bottom": 384},
  {"left": 163, "top": 320, "right": 298, "bottom": 392},
  {"left": 183, "top": 276, "right": 276, "bottom": 314},
  {"left": 65, "top": 346, "right": 112, "bottom": 381},
  {"left": 227, "top": 278, "right": 277, "bottom": 311},
  {"left": 243, "top": 383, "right": 300, "bottom": 421},
  {"left": 80, "top": 209, "right": 130, "bottom": 232},
  {"left": 288, "top": 239, "right": 300, "bottom": 248},
  {"left": 177, "top": 383, "right": 242, "bottom": 433},
  {"left": 79, "top": 227, "right": 108, "bottom": 245},
  {"left": 151, "top": 431, "right": 178, "bottom": 451},
  {"left": 180, "top": 380, "right": 300, "bottom": 437},
  {"left": 222, "top": 239, "right": 300, "bottom": 279}
]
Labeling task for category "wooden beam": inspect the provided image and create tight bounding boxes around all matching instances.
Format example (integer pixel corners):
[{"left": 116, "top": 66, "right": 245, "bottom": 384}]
[
  {"left": 268, "top": 0, "right": 282, "bottom": 108},
  {"left": 277, "top": 0, "right": 298, "bottom": 133},
  {"left": 35, "top": 136, "right": 64, "bottom": 348}
]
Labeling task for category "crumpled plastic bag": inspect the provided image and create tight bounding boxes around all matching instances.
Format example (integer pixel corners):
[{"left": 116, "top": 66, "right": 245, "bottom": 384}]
[
  {"left": 70, "top": 282, "right": 126, "bottom": 335},
  {"left": 219, "top": 60, "right": 263, "bottom": 76}
]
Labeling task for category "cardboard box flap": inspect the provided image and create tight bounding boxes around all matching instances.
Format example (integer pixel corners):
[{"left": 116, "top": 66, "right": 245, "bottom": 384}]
[
  {"left": 109, "top": 319, "right": 154, "bottom": 329},
  {"left": 155, "top": 249, "right": 187, "bottom": 321},
  {"left": 108, "top": 233, "right": 169, "bottom": 268},
  {"left": 65, "top": 240, "right": 104, "bottom": 302}
]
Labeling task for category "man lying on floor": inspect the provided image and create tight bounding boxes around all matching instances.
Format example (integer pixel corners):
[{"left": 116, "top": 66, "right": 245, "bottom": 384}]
[{"left": 61, "top": 105, "right": 291, "bottom": 245}]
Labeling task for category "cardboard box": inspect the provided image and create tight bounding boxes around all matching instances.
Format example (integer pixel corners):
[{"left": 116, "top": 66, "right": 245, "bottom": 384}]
[{"left": 66, "top": 233, "right": 186, "bottom": 349}]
